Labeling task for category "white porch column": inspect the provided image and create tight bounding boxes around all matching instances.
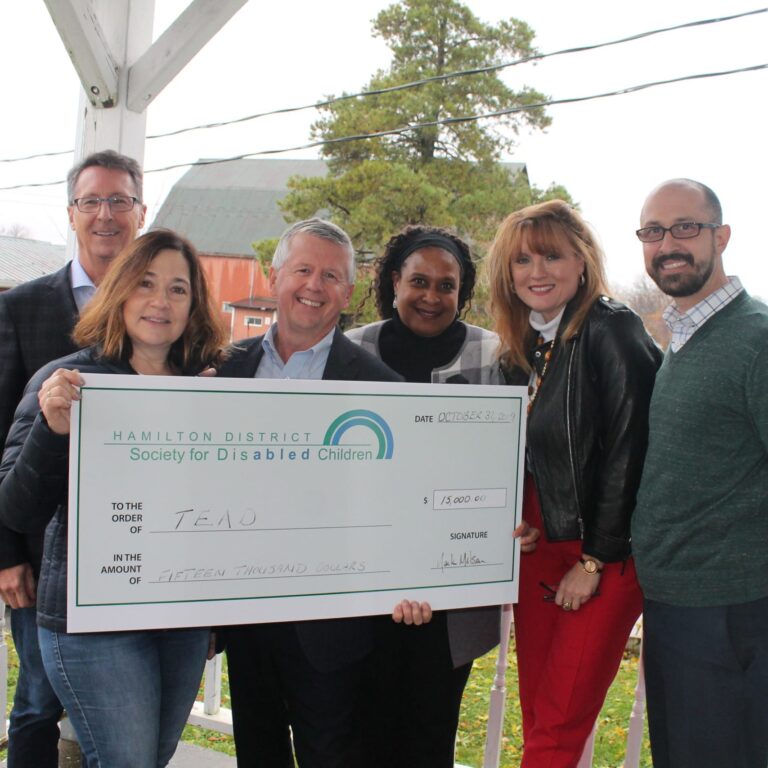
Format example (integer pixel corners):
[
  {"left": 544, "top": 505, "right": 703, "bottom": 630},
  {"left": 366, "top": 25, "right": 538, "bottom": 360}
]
[{"left": 43, "top": 0, "right": 247, "bottom": 261}]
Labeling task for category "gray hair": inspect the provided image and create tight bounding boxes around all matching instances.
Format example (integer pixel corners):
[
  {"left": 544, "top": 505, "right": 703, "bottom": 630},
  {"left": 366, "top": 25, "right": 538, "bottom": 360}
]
[
  {"left": 272, "top": 218, "right": 356, "bottom": 282},
  {"left": 67, "top": 150, "right": 143, "bottom": 204}
]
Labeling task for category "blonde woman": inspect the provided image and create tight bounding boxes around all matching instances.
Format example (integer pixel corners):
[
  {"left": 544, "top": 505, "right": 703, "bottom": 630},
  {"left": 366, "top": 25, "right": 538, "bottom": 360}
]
[{"left": 487, "top": 201, "right": 661, "bottom": 768}]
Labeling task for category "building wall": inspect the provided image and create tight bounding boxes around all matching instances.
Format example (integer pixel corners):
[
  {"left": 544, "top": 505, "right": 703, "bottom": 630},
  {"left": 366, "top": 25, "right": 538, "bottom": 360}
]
[
  {"left": 199, "top": 253, "right": 271, "bottom": 340},
  {"left": 231, "top": 306, "right": 276, "bottom": 341}
]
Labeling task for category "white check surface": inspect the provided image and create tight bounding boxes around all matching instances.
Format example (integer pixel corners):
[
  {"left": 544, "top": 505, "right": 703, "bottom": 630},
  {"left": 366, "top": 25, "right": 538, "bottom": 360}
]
[{"left": 68, "top": 375, "right": 526, "bottom": 632}]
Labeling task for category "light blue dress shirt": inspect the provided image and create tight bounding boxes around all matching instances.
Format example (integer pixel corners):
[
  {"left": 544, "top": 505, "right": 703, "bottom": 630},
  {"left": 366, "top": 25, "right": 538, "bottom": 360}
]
[
  {"left": 256, "top": 324, "right": 335, "bottom": 380},
  {"left": 69, "top": 256, "right": 96, "bottom": 312}
]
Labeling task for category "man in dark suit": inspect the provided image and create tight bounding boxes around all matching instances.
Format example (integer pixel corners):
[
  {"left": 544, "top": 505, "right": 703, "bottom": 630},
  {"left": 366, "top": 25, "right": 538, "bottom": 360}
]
[
  {"left": 220, "top": 219, "right": 410, "bottom": 768},
  {"left": 0, "top": 150, "right": 145, "bottom": 767}
]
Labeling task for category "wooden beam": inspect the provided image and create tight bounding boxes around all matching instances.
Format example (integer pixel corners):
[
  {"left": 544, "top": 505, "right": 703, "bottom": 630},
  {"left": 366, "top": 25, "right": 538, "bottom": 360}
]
[
  {"left": 44, "top": 0, "right": 119, "bottom": 108},
  {"left": 127, "top": 0, "right": 248, "bottom": 112},
  {"left": 69, "top": 0, "right": 153, "bottom": 167}
]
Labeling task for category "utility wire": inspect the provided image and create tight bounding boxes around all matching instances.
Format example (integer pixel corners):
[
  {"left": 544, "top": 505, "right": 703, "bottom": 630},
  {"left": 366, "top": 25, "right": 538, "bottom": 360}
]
[
  {"left": 1, "top": 6, "right": 764, "bottom": 164},
  {"left": 1, "top": 62, "right": 764, "bottom": 191},
  {"left": 145, "top": 7, "right": 768, "bottom": 139}
]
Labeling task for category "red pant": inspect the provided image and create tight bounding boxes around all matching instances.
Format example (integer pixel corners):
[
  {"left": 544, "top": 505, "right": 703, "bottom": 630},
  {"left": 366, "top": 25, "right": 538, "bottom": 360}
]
[{"left": 513, "top": 476, "right": 642, "bottom": 768}]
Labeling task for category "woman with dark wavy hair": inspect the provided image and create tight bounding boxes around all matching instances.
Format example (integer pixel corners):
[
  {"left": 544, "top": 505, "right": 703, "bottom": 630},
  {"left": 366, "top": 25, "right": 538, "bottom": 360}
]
[
  {"left": 348, "top": 224, "right": 497, "bottom": 385},
  {"left": 348, "top": 223, "right": 537, "bottom": 767},
  {"left": 487, "top": 201, "right": 661, "bottom": 767},
  {"left": 0, "top": 229, "right": 227, "bottom": 768}
]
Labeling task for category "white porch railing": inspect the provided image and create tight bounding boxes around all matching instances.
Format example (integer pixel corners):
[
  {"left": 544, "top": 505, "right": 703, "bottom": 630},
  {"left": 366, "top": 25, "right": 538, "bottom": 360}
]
[
  {"left": 1, "top": 604, "right": 645, "bottom": 766},
  {"left": 187, "top": 652, "right": 233, "bottom": 735},
  {"left": 482, "top": 609, "right": 646, "bottom": 768},
  {"left": 188, "top": 613, "right": 647, "bottom": 768}
]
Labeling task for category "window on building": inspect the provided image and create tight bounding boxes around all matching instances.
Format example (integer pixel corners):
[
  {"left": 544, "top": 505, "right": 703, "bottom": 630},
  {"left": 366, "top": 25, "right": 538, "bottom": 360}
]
[
  {"left": 244, "top": 316, "right": 263, "bottom": 327},
  {"left": 222, "top": 302, "right": 233, "bottom": 313}
]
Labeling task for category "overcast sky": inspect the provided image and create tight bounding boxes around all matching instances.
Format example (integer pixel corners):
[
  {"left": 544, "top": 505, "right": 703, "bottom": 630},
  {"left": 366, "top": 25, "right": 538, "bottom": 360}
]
[{"left": 1, "top": 0, "right": 766, "bottom": 294}]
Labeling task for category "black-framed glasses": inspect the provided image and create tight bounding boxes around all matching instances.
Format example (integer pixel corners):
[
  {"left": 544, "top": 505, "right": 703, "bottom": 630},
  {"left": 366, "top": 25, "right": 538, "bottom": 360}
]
[
  {"left": 635, "top": 222, "right": 720, "bottom": 243},
  {"left": 71, "top": 195, "right": 139, "bottom": 213}
]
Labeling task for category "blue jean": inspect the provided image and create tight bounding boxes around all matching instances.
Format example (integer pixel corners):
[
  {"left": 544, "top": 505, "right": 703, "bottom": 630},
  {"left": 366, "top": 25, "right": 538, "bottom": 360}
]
[
  {"left": 39, "top": 626, "right": 209, "bottom": 768},
  {"left": 8, "top": 607, "right": 63, "bottom": 768}
]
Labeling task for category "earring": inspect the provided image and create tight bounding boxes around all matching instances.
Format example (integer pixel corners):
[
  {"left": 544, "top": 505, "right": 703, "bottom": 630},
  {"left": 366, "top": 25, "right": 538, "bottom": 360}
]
[
  {"left": 392, "top": 295, "right": 398, "bottom": 309},
  {"left": 579, "top": 273, "right": 585, "bottom": 286}
]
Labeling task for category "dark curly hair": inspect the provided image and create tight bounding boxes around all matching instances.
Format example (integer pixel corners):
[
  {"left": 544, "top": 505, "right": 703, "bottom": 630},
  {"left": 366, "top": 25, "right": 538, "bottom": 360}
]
[{"left": 371, "top": 225, "right": 477, "bottom": 320}]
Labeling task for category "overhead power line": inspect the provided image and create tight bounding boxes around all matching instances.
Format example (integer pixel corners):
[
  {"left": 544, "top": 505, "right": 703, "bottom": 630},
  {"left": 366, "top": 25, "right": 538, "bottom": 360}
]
[
  {"left": 144, "top": 7, "right": 768, "bottom": 139},
  {"left": 0, "top": 6, "right": 764, "bottom": 165},
  {"left": 1, "top": 61, "right": 764, "bottom": 192}
]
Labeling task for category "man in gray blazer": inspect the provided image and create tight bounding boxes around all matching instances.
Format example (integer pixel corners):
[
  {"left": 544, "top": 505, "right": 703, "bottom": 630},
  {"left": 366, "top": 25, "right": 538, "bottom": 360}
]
[{"left": 0, "top": 150, "right": 145, "bottom": 767}]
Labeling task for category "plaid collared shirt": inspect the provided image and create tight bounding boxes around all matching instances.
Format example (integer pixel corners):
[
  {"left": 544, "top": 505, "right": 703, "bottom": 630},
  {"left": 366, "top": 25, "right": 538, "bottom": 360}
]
[{"left": 663, "top": 276, "right": 744, "bottom": 352}]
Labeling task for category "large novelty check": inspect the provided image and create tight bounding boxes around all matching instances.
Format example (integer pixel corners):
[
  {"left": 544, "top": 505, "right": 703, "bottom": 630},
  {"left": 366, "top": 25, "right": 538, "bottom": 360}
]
[{"left": 67, "top": 375, "right": 526, "bottom": 632}]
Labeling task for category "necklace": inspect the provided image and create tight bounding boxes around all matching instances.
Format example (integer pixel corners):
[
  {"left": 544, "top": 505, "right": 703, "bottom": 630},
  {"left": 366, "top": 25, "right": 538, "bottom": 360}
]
[{"left": 527, "top": 337, "right": 556, "bottom": 413}]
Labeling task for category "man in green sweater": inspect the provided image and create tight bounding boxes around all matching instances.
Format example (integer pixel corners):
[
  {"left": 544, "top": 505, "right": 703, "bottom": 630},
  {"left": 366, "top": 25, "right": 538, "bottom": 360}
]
[{"left": 632, "top": 179, "right": 768, "bottom": 768}]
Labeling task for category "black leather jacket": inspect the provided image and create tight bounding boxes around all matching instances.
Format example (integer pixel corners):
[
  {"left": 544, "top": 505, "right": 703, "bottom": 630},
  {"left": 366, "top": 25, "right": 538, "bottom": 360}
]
[{"left": 505, "top": 296, "right": 662, "bottom": 562}]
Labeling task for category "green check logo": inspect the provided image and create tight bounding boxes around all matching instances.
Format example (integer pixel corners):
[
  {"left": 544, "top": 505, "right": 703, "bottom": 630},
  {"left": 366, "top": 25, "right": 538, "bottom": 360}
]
[{"left": 323, "top": 410, "right": 394, "bottom": 459}]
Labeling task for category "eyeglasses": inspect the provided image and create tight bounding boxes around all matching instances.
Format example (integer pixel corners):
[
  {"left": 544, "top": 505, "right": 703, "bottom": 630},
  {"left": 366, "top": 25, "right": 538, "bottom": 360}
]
[
  {"left": 635, "top": 222, "right": 720, "bottom": 243},
  {"left": 71, "top": 195, "right": 139, "bottom": 213}
]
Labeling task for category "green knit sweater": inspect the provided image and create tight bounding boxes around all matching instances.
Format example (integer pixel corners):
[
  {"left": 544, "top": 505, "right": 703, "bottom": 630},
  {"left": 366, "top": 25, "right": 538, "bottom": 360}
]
[{"left": 632, "top": 292, "right": 768, "bottom": 607}]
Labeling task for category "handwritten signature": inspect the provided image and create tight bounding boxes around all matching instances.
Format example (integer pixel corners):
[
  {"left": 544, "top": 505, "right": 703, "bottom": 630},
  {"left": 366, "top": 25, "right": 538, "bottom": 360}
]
[{"left": 435, "top": 551, "right": 486, "bottom": 571}]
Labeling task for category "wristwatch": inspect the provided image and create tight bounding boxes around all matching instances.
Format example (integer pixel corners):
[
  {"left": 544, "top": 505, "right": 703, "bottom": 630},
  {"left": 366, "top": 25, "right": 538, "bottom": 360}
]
[{"left": 580, "top": 556, "right": 603, "bottom": 575}]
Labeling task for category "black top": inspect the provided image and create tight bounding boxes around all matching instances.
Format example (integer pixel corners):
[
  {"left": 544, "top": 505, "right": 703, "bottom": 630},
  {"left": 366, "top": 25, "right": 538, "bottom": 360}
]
[{"left": 379, "top": 312, "right": 467, "bottom": 383}]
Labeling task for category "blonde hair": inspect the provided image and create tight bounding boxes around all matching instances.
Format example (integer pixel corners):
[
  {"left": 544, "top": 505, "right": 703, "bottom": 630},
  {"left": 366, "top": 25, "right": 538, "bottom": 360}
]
[
  {"left": 487, "top": 200, "right": 609, "bottom": 373},
  {"left": 74, "top": 229, "right": 228, "bottom": 373}
]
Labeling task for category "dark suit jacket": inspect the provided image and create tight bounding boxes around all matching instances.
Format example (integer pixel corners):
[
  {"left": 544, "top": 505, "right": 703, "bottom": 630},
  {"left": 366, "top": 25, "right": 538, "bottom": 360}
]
[
  {"left": 218, "top": 328, "right": 403, "bottom": 672},
  {"left": 0, "top": 264, "right": 79, "bottom": 573}
]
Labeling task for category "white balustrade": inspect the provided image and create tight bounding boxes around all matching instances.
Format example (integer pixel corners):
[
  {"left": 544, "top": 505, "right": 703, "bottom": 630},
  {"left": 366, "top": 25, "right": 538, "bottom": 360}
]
[
  {"left": 1, "top": 609, "right": 647, "bottom": 764},
  {"left": 482, "top": 612, "right": 646, "bottom": 768},
  {"left": 187, "top": 653, "right": 233, "bottom": 735}
]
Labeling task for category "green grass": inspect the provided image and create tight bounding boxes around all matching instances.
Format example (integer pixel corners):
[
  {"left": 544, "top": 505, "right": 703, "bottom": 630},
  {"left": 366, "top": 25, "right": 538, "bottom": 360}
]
[{"left": 4, "top": 631, "right": 651, "bottom": 767}]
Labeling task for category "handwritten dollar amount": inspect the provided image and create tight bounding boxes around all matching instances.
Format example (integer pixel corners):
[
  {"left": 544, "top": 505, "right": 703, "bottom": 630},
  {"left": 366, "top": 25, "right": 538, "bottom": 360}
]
[{"left": 430, "top": 488, "right": 507, "bottom": 510}]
